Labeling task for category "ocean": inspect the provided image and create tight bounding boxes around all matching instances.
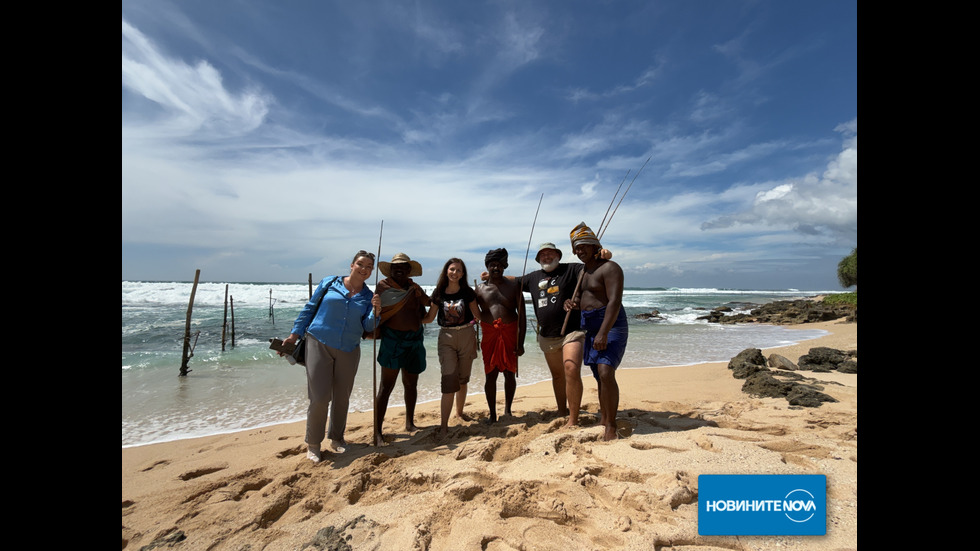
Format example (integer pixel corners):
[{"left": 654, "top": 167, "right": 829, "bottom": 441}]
[{"left": 122, "top": 281, "right": 836, "bottom": 448}]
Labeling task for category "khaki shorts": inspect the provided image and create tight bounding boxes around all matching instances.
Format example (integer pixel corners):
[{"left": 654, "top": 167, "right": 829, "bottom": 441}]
[
  {"left": 537, "top": 330, "right": 586, "bottom": 354},
  {"left": 438, "top": 326, "right": 478, "bottom": 393}
]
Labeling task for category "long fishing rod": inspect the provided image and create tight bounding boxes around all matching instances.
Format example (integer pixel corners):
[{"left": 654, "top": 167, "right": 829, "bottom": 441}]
[
  {"left": 521, "top": 193, "right": 544, "bottom": 277},
  {"left": 372, "top": 219, "right": 383, "bottom": 447},
  {"left": 516, "top": 193, "right": 544, "bottom": 377},
  {"left": 560, "top": 157, "right": 650, "bottom": 335},
  {"left": 598, "top": 169, "right": 629, "bottom": 236},
  {"left": 599, "top": 155, "right": 650, "bottom": 240}
]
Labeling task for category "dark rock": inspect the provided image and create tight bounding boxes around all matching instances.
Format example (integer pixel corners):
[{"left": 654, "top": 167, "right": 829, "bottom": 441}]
[
  {"left": 799, "top": 347, "right": 856, "bottom": 372},
  {"left": 709, "top": 298, "right": 856, "bottom": 325},
  {"left": 635, "top": 309, "right": 665, "bottom": 321},
  {"left": 729, "top": 345, "right": 852, "bottom": 408},
  {"left": 786, "top": 385, "right": 838, "bottom": 407},
  {"left": 728, "top": 348, "right": 769, "bottom": 379},
  {"left": 741, "top": 372, "right": 792, "bottom": 398},
  {"left": 768, "top": 353, "right": 798, "bottom": 371},
  {"left": 838, "top": 359, "right": 858, "bottom": 374}
]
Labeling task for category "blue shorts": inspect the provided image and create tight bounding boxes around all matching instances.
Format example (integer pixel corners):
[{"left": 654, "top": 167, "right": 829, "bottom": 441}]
[{"left": 581, "top": 306, "right": 628, "bottom": 380}]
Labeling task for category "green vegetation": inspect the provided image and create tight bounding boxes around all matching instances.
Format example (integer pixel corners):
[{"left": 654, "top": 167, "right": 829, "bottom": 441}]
[
  {"left": 823, "top": 292, "right": 857, "bottom": 307},
  {"left": 837, "top": 247, "right": 857, "bottom": 288}
]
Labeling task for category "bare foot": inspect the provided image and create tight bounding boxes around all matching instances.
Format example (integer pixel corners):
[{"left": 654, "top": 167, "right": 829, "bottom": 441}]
[
  {"left": 405, "top": 423, "right": 420, "bottom": 433},
  {"left": 455, "top": 411, "right": 473, "bottom": 422},
  {"left": 603, "top": 425, "right": 618, "bottom": 441},
  {"left": 373, "top": 432, "right": 389, "bottom": 447},
  {"left": 437, "top": 426, "right": 449, "bottom": 440}
]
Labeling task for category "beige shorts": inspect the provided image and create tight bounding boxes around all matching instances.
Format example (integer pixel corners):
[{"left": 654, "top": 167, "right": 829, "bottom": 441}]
[
  {"left": 537, "top": 330, "right": 586, "bottom": 354},
  {"left": 437, "top": 326, "right": 478, "bottom": 393}
]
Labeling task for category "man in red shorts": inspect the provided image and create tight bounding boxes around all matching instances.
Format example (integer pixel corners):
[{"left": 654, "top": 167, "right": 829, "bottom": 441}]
[{"left": 475, "top": 248, "right": 526, "bottom": 424}]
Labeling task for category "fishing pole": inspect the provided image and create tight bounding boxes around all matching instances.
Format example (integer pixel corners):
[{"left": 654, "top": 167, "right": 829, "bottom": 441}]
[
  {"left": 521, "top": 193, "right": 544, "bottom": 278},
  {"left": 560, "top": 157, "right": 650, "bottom": 335},
  {"left": 599, "top": 155, "right": 650, "bottom": 240},
  {"left": 598, "top": 169, "right": 629, "bottom": 236},
  {"left": 373, "top": 219, "right": 383, "bottom": 447},
  {"left": 516, "top": 193, "right": 544, "bottom": 376}
]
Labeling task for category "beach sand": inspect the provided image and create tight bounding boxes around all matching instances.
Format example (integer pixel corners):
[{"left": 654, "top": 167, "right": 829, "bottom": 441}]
[{"left": 122, "top": 320, "right": 857, "bottom": 551}]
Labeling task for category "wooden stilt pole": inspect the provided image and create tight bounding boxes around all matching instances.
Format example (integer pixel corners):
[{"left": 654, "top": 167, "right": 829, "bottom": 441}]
[
  {"left": 222, "top": 284, "right": 229, "bottom": 351},
  {"left": 179, "top": 269, "right": 201, "bottom": 376},
  {"left": 373, "top": 220, "right": 384, "bottom": 447}
]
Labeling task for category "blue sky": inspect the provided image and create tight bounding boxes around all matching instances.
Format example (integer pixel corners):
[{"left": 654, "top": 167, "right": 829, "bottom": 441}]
[{"left": 122, "top": 1, "right": 856, "bottom": 290}]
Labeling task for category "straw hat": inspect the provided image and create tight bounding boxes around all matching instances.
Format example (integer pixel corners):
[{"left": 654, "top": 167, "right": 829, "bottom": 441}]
[{"left": 379, "top": 252, "right": 423, "bottom": 277}]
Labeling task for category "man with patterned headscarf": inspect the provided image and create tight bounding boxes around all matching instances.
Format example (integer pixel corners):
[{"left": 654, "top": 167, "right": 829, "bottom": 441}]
[
  {"left": 475, "top": 248, "right": 526, "bottom": 424},
  {"left": 568, "top": 222, "right": 628, "bottom": 441}
]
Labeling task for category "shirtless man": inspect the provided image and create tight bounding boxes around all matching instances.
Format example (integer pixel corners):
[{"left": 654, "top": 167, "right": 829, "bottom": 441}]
[
  {"left": 566, "top": 222, "right": 628, "bottom": 441},
  {"left": 374, "top": 252, "right": 431, "bottom": 444},
  {"left": 475, "top": 248, "right": 526, "bottom": 424}
]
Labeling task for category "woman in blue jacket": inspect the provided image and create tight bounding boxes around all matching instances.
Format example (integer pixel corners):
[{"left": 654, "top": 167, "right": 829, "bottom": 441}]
[{"left": 280, "top": 250, "right": 381, "bottom": 463}]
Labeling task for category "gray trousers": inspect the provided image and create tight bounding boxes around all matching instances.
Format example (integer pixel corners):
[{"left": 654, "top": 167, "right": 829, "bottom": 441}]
[{"left": 304, "top": 335, "right": 360, "bottom": 448}]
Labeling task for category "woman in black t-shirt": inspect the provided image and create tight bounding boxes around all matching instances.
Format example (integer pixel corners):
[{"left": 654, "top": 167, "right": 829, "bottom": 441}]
[{"left": 424, "top": 258, "right": 486, "bottom": 439}]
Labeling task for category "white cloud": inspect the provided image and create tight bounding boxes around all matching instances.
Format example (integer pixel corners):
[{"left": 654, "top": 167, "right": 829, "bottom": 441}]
[
  {"left": 700, "top": 120, "right": 857, "bottom": 242},
  {"left": 122, "top": 19, "right": 271, "bottom": 139}
]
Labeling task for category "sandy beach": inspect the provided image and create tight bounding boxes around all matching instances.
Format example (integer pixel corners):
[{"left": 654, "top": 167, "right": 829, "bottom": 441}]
[{"left": 122, "top": 319, "right": 857, "bottom": 550}]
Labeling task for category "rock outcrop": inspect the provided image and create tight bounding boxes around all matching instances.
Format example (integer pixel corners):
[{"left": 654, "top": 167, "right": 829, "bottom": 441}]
[
  {"left": 698, "top": 298, "right": 857, "bottom": 325},
  {"left": 727, "top": 346, "right": 856, "bottom": 407}
]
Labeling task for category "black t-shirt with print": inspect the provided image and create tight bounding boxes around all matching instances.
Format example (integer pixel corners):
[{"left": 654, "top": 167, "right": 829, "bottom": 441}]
[
  {"left": 520, "top": 263, "right": 583, "bottom": 337},
  {"left": 433, "top": 286, "right": 477, "bottom": 328}
]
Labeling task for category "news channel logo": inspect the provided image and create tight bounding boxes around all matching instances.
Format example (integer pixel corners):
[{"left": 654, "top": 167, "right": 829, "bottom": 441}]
[{"left": 698, "top": 474, "right": 826, "bottom": 535}]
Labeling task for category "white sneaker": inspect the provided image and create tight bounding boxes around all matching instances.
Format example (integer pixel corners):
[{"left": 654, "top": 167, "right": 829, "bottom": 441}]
[
  {"left": 307, "top": 448, "right": 321, "bottom": 463},
  {"left": 328, "top": 439, "right": 347, "bottom": 454}
]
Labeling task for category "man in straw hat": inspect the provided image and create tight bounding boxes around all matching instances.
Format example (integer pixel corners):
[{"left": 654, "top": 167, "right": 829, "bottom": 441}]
[
  {"left": 567, "top": 222, "right": 628, "bottom": 441},
  {"left": 519, "top": 242, "right": 610, "bottom": 429},
  {"left": 474, "top": 248, "right": 526, "bottom": 424},
  {"left": 374, "top": 252, "right": 432, "bottom": 444}
]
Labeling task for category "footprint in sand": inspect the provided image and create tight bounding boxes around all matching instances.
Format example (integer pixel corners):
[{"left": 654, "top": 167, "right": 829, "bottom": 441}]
[
  {"left": 276, "top": 445, "right": 305, "bottom": 459},
  {"left": 139, "top": 459, "right": 170, "bottom": 472},
  {"left": 178, "top": 465, "right": 227, "bottom": 481},
  {"left": 616, "top": 419, "right": 634, "bottom": 438}
]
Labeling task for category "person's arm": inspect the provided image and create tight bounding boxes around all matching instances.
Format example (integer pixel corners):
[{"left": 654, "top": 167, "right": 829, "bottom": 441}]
[
  {"left": 361, "top": 293, "right": 381, "bottom": 333},
  {"left": 281, "top": 277, "right": 332, "bottom": 351},
  {"left": 480, "top": 272, "right": 518, "bottom": 283},
  {"left": 422, "top": 300, "right": 439, "bottom": 324},
  {"left": 516, "top": 283, "right": 526, "bottom": 356},
  {"left": 467, "top": 298, "right": 483, "bottom": 324}
]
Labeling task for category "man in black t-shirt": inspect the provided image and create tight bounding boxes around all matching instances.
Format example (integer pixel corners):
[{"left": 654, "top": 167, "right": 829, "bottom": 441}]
[{"left": 519, "top": 242, "right": 610, "bottom": 428}]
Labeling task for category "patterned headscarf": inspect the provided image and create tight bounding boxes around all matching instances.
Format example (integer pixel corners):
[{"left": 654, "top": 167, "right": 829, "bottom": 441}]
[
  {"left": 570, "top": 222, "right": 601, "bottom": 249},
  {"left": 485, "top": 248, "right": 509, "bottom": 267}
]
